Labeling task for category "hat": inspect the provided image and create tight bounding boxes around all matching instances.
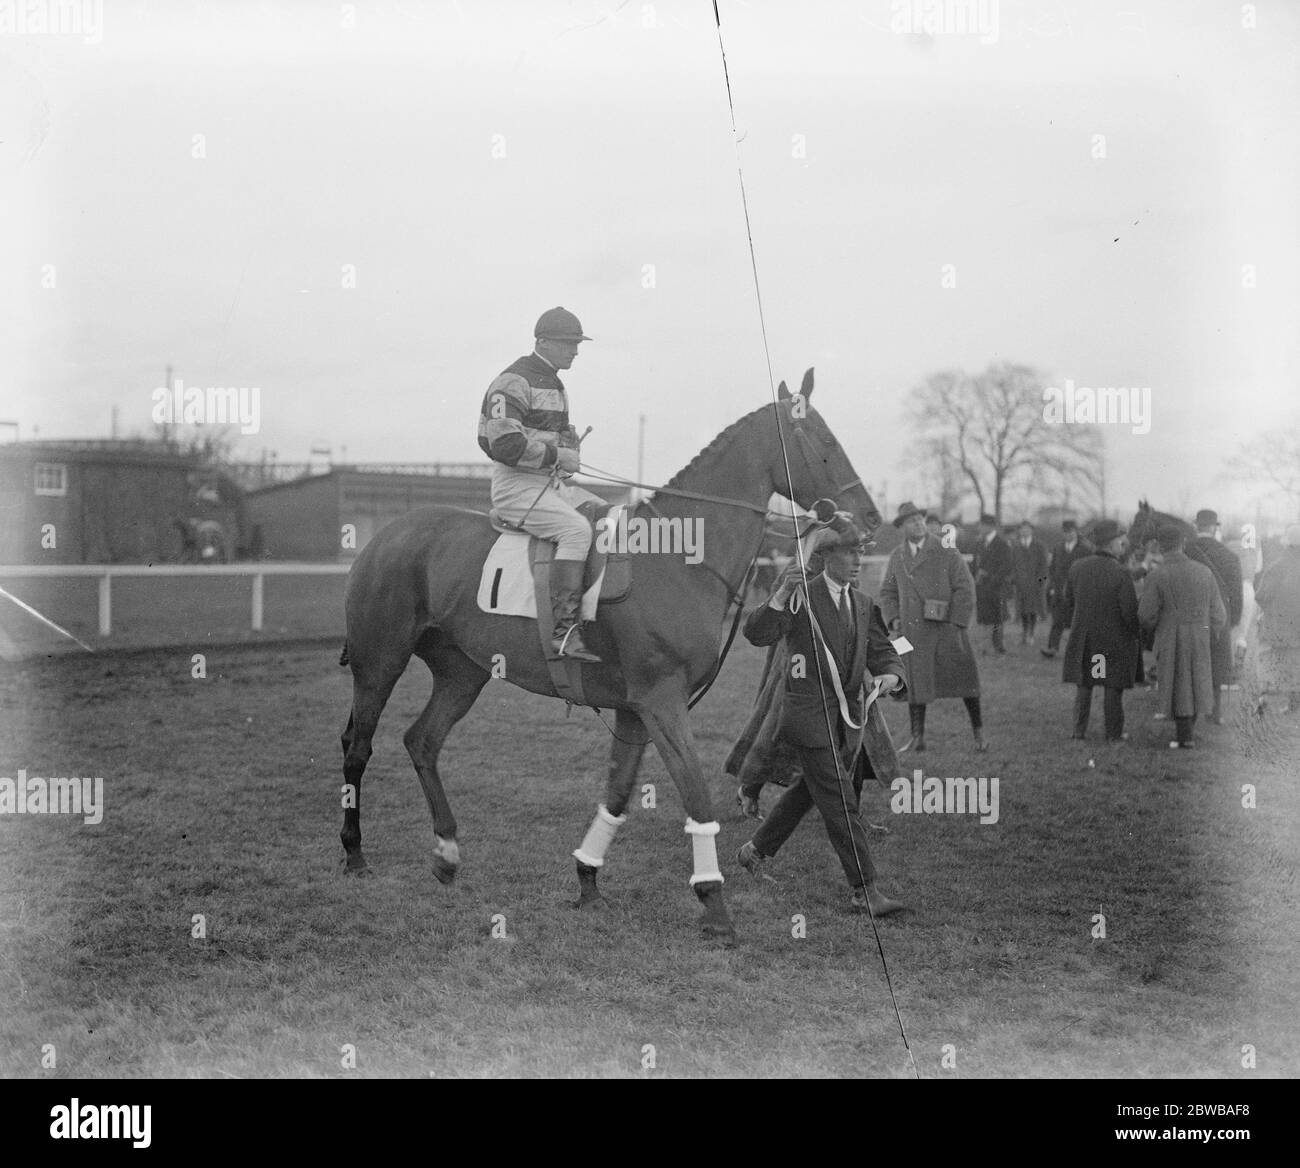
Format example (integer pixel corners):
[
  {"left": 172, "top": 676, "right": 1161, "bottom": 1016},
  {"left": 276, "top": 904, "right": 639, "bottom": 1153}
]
[
  {"left": 816, "top": 512, "right": 870, "bottom": 550},
  {"left": 534, "top": 306, "right": 592, "bottom": 342},
  {"left": 1092, "top": 519, "right": 1122, "bottom": 545},
  {"left": 1061, "top": 519, "right": 1078, "bottom": 532},
  {"left": 892, "top": 501, "right": 926, "bottom": 527},
  {"left": 1195, "top": 509, "right": 1219, "bottom": 528},
  {"left": 979, "top": 513, "right": 998, "bottom": 527},
  {"left": 1157, "top": 523, "right": 1186, "bottom": 552}
]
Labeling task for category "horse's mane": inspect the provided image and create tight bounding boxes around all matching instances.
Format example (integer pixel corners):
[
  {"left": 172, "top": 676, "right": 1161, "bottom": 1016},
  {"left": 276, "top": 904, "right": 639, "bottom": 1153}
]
[{"left": 660, "top": 401, "right": 776, "bottom": 493}]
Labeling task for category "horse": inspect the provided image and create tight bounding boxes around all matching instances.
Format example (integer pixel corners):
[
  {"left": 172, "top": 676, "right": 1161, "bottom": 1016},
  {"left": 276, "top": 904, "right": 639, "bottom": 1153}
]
[
  {"left": 338, "top": 370, "right": 879, "bottom": 944},
  {"left": 1126, "top": 500, "right": 1219, "bottom": 576}
]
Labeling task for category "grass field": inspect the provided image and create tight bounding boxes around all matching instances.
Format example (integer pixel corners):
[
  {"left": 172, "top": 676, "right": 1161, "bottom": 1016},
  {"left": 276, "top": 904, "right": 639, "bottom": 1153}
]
[{"left": 1, "top": 630, "right": 1297, "bottom": 1078}]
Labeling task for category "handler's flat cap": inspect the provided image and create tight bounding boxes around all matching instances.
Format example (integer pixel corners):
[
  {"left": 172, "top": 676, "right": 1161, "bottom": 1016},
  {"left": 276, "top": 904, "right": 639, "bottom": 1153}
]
[
  {"left": 1195, "top": 509, "right": 1219, "bottom": 527},
  {"left": 1092, "top": 519, "right": 1122, "bottom": 545},
  {"left": 892, "top": 500, "right": 926, "bottom": 527},
  {"left": 534, "top": 306, "right": 592, "bottom": 342}
]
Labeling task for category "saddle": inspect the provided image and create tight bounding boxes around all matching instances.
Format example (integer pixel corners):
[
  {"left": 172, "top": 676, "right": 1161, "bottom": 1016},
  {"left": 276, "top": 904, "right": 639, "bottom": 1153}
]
[{"left": 477, "top": 503, "right": 632, "bottom": 706}]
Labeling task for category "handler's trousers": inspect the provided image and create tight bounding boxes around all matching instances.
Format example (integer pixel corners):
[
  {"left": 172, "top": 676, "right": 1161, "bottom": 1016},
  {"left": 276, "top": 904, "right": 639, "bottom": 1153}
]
[
  {"left": 490, "top": 464, "right": 604, "bottom": 561},
  {"left": 1073, "top": 684, "right": 1124, "bottom": 741},
  {"left": 751, "top": 744, "right": 876, "bottom": 890}
]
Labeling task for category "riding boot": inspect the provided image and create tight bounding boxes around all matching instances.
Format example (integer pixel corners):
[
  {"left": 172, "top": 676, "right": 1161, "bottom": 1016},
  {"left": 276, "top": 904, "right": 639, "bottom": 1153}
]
[{"left": 549, "top": 559, "right": 602, "bottom": 663}]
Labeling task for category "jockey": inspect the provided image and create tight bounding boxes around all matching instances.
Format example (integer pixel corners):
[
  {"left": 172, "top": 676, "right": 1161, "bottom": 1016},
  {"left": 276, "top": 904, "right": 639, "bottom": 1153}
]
[{"left": 478, "top": 307, "right": 607, "bottom": 663}]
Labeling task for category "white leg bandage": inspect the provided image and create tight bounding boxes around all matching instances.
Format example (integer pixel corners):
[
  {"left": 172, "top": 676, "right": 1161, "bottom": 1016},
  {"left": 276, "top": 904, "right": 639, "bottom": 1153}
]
[
  {"left": 685, "top": 818, "right": 724, "bottom": 886},
  {"left": 573, "top": 803, "right": 626, "bottom": 868}
]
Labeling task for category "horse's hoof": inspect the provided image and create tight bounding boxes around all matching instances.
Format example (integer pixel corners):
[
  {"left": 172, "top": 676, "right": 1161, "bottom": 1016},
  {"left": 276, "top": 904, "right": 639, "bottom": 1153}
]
[
  {"left": 431, "top": 857, "right": 458, "bottom": 885},
  {"left": 573, "top": 893, "right": 609, "bottom": 911},
  {"left": 342, "top": 855, "right": 370, "bottom": 877}
]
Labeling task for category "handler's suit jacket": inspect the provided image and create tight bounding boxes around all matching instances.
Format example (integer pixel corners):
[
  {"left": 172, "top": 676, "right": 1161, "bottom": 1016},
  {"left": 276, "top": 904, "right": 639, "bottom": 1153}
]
[{"left": 743, "top": 573, "right": 905, "bottom": 751}]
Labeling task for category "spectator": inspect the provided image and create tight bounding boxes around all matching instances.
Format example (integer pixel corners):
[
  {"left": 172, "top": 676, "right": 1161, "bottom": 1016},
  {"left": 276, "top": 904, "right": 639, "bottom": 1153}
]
[
  {"left": 1042, "top": 520, "right": 1093, "bottom": 659},
  {"left": 1191, "top": 508, "right": 1244, "bottom": 723},
  {"left": 1061, "top": 520, "right": 1141, "bottom": 743},
  {"left": 1139, "top": 524, "right": 1227, "bottom": 749},
  {"left": 1011, "top": 520, "right": 1049, "bottom": 647},
  {"left": 879, "top": 502, "right": 986, "bottom": 752},
  {"left": 972, "top": 513, "right": 1013, "bottom": 654}
]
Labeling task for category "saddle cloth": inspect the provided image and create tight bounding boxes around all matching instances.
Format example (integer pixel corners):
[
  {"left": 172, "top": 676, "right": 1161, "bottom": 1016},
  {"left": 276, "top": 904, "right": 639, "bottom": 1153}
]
[{"left": 476, "top": 504, "right": 630, "bottom": 619}]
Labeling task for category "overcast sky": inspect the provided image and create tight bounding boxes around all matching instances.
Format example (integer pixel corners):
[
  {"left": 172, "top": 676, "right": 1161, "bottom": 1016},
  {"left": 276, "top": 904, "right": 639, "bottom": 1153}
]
[{"left": 3, "top": 0, "right": 1297, "bottom": 524}]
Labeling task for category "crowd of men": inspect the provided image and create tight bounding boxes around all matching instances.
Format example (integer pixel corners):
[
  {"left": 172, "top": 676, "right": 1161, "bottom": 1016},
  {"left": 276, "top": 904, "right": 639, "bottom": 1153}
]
[{"left": 727, "top": 501, "right": 1300, "bottom": 915}]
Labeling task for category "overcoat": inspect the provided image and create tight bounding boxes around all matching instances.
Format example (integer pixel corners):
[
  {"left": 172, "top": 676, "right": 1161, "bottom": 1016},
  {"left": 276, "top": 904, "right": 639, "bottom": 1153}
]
[
  {"left": 972, "top": 533, "right": 1013, "bottom": 624},
  {"left": 729, "top": 573, "right": 906, "bottom": 785},
  {"left": 878, "top": 535, "right": 981, "bottom": 703},
  {"left": 1255, "top": 547, "right": 1300, "bottom": 693},
  {"left": 1061, "top": 551, "right": 1141, "bottom": 689},
  {"left": 1011, "top": 539, "right": 1050, "bottom": 618},
  {"left": 1192, "top": 534, "right": 1244, "bottom": 685},
  {"left": 1138, "top": 551, "right": 1227, "bottom": 718}
]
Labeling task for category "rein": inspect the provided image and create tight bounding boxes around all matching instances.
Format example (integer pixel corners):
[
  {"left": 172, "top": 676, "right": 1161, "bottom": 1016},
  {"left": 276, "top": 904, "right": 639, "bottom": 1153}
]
[{"left": 573, "top": 457, "right": 864, "bottom": 712}]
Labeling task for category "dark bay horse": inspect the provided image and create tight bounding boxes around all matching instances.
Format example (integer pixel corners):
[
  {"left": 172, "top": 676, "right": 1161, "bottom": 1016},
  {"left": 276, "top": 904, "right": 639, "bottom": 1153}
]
[
  {"left": 338, "top": 371, "right": 879, "bottom": 943},
  {"left": 1126, "top": 500, "right": 1219, "bottom": 576}
]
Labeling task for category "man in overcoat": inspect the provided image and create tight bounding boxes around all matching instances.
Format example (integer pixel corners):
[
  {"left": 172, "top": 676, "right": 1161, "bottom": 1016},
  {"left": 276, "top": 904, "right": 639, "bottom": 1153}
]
[
  {"left": 1061, "top": 519, "right": 1141, "bottom": 742},
  {"left": 1042, "top": 520, "right": 1094, "bottom": 659},
  {"left": 734, "top": 517, "right": 908, "bottom": 916},
  {"left": 972, "top": 513, "right": 1013, "bottom": 654},
  {"left": 1011, "top": 520, "right": 1050, "bottom": 646},
  {"left": 879, "top": 501, "right": 986, "bottom": 752},
  {"left": 1191, "top": 508, "right": 1244, "bottom": 723},
  {"left": 1138, "top": 525, "right": 1227, "bottom": 748}
]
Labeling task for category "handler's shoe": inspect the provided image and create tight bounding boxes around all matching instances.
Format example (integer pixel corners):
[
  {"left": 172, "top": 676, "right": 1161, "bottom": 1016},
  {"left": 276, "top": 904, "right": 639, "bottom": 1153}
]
[
  {"left": 736, "top": 786, "right": 764, "bottom": 821},
  {"left": 736, "top": 841, "right": 766, "bottom": 874},
  {"left": 850, "top": 885, "right": 906, "bottom": 917}
]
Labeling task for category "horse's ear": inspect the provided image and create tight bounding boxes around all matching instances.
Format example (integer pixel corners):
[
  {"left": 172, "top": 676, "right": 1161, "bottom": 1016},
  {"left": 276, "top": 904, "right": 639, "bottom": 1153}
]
[
  {"left": 777, "top": 380, "right": 790, "bottom": 399},
  {"left": 801, "top": 368, "right": 814, "bottom": 399}
]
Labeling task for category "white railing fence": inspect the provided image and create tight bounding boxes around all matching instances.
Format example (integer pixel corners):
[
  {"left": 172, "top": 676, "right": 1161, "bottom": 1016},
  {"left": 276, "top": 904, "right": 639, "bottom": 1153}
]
[{"left": 0, "top": 563, "right": 350, "bottom": 636}]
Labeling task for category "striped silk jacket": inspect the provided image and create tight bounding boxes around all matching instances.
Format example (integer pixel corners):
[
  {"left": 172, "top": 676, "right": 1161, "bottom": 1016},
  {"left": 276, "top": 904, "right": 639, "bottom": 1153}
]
[{"left": 477, "top": 353, "right": 580, "bottom": 471}]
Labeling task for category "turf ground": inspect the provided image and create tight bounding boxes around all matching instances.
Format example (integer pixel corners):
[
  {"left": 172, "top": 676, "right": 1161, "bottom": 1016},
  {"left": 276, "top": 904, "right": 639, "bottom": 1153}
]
[{"left": 1, "top": 630, "right": 1296, "bottom": 1078}]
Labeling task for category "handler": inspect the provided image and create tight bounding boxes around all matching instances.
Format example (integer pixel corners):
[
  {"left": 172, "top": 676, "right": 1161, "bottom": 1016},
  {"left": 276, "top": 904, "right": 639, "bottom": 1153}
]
[
  {"left": 878, "top": 501, "right": 986, "bottom": 753},
  {"left": 734, "top": 515, "right": 908, "bottom": 916},
  {"left": 478, "top": 307, "right": 606, "bottom": 662}
]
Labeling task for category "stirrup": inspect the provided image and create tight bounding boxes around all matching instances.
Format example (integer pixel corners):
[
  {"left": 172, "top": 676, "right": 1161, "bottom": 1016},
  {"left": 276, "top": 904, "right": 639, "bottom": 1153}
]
[{"left": 555, "top": 623, "right": 601, "bottom": 663}]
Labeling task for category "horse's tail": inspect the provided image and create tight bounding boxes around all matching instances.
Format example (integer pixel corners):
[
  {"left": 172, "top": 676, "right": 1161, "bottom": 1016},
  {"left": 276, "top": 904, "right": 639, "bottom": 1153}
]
[{"left": 339, "top": 642, "right": 350, "bottom": 667}]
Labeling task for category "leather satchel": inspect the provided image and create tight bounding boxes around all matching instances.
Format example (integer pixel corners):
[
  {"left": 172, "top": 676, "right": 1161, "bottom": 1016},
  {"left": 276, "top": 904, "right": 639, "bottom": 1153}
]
[
  {"left": 923, "top": 597, "right": 950, "bottom": 622},
  {"left": 902, "top": 549, "right": 951, "bottom": 623}
]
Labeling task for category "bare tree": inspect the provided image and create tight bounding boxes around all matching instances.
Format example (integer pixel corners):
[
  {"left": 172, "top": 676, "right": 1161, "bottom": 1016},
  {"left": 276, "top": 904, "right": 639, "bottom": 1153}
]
[
  {"left": 909, "top": 362, "right": 1103, "bottom": 524},
  {"left": 1226, "top": 423, "right": 1300, "bottom": 509}
]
